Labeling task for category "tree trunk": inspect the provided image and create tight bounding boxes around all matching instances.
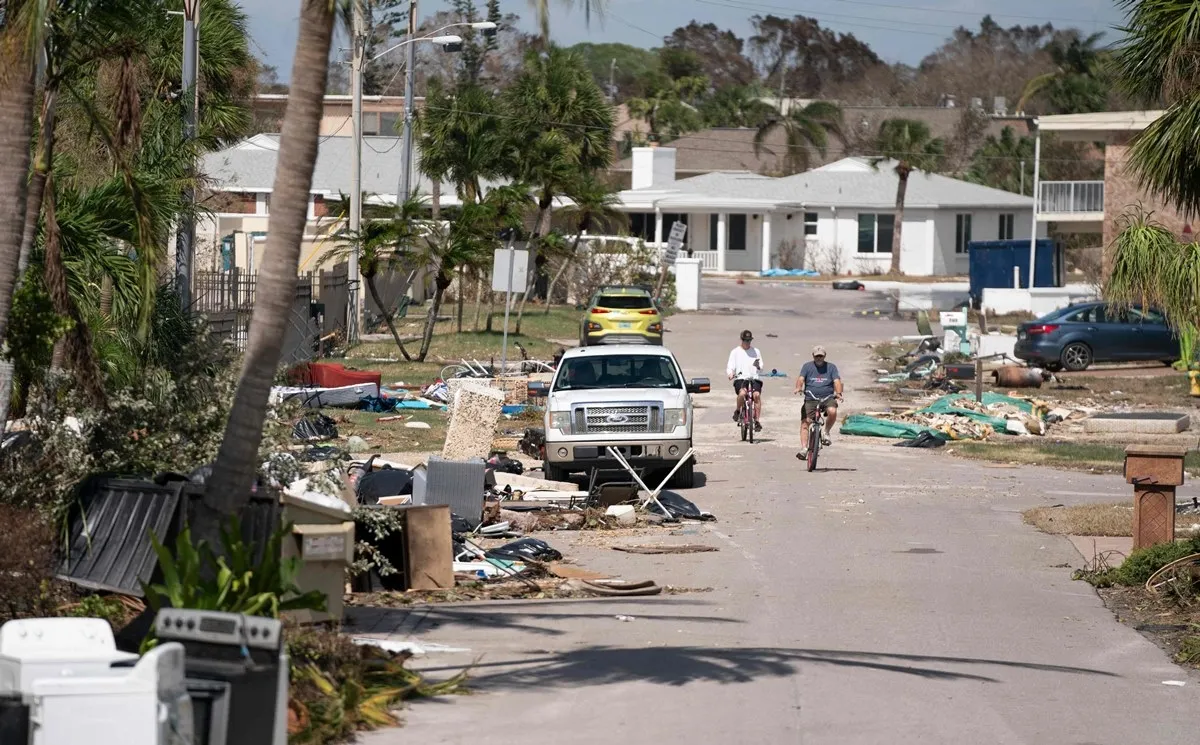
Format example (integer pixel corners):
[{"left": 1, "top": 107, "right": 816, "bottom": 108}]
[
  {"left": 417, "top": 269, "right": 450, "bottom": 361},
  {"left": 17, "top": 88, "right": 58, "bottom": 291},
  {"left": 513, "top": 200, "right": 552, "bottom": 334},
  {"left": 544, "top": 231, "right": 584, "bottom": 314},
  {"left": 472, "top": 269, "right": 484, "bottom": 330},
  {"left": 367, "top": 272, "right": 412, "bottom": 360},
  {"left": 890, "top": 166, "right": 909, "bottom": 275},
  {"left": 0, "top": 6, "right": 37, "bottom": 346},
  {"left": 486, "top": 289, "right": 497, "bottom": 331},
  {"left": 455, "top": 264, "right": 464, "bottom": 333},
  {"left": 204, "top": 0, "right": 335, "bottom": 516}
]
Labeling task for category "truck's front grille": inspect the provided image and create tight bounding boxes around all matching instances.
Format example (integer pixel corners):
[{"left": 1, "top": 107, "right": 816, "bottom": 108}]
[{"left": 576, "top": 404, "right": 660, "bottom": 434}]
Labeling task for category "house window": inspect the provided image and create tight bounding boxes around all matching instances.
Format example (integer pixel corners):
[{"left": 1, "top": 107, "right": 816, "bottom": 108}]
[
  {"left": 856, "top": 213, "right": 894, "bottom": 253},
  {"left": 804, "top": 212, "right": 818, "bottom": 236},
  {"left": 361, "top": 113, "right": 380, "bottom": 136},
  {"left": 999, "top": 213, "right": 1015, "bottom": 240},
  {"left": 629, "top": 212, "right": 686, "bottom": 242},
  {"left": 728, "top": 214, "right": 747, "bottom": 251},
  {"left": 210, "top": 191, "right": 257, "bottom": 214},
  {"left": 955, "top": 213, "right": 973, "bottom": 254}
]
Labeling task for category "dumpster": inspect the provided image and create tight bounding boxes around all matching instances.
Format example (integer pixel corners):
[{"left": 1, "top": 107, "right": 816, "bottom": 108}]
[{"left": 967, "top": 239, "right": 1063, "bottom": 307}]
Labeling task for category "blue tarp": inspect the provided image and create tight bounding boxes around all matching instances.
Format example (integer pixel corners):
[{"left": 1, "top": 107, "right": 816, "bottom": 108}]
[{"left": 760, "top": 268, "right": 819, "bottom": 277}]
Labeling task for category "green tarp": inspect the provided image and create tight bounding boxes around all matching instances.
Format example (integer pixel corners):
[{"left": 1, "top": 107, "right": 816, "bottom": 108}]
[
  {"left": 839, "top": 414, "right": 949, "bottom": 440},
  {"left": 914, "top": 392, "right": 1042, "bottom": 431}
]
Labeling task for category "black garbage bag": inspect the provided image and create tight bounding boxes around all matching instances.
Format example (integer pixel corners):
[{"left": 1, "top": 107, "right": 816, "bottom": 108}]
[
  {"left": 486, "top": 537, "right": 563, "bottom": 562},
  {"left": 646, "top": 491, "right": 715, "bottom": 521},
  {"left": 893, "top": 431, "right": 947, "bottom": 449},
  {"left": 487, "top": 453, "right": 524, "bottom": 474},
  {"left": 300, "top": 444, "right": 347, "bottom": 462},
  {"left": 356, "top": 466, "right": 413, "bottom": 503},
  {"left": 450, "top": 513, "right": 476, "bottom": 536},
  {"left": 293, "top": 412, "right": 339, "bottom": 441},
  {"left": 831, "top": 280, "right": 865, "bottom": 290}
]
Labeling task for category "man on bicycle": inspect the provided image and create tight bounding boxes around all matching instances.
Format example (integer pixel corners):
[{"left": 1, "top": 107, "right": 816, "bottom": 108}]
[
  {"left": 726, "top": 329, "right": 763, "bottom": 432},
  {"left": 794, "top": 345, "right": 842, "bottom": 458}
]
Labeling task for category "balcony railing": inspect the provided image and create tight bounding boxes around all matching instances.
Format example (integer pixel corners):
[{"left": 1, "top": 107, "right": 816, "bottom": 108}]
[{"left": 1038, "top": 181, "right": 1104, "bottom": 215}]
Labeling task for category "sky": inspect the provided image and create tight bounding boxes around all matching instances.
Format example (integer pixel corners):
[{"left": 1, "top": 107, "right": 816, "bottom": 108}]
[{"left": 245, "top": 0, "right": 1127, "bottom": 82}]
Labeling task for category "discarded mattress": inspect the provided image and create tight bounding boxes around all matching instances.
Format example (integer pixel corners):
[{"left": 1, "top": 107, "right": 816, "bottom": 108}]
[
  {"left": 289, "top": 361, "right": 382, "bottom": 389},
  {"left": 270, "top": 382, "right": 381, "bottom": 408}
]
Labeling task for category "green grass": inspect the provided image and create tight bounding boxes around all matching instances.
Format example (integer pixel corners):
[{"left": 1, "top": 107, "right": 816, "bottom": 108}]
[
  {"left": 951, "top": 440, "right": 1200, "bottom": 475},
  {"left": 1077, "top": 537, "right": 1200, "bottom": 587},
  {"left": 335, "top": 409, "right": 448, "bottom": 455}
]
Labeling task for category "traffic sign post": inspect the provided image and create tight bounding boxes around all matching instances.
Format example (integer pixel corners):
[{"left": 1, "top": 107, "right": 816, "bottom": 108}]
[{"left": 493, "top": 242, "right": 528, "bottom": 375}]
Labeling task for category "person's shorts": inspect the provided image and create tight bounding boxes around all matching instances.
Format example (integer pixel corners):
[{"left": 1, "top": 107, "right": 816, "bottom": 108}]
[
  {"left": 802, "top": 398, "right": 835, "bottom": 419},
  {"left": 733, "top": 379, "right": 763, "bottom": 394}
]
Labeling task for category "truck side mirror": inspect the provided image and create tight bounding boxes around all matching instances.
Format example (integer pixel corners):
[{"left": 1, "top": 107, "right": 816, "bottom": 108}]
[{"left": 686, "top": 378, "right": 710, "bottom": 394}]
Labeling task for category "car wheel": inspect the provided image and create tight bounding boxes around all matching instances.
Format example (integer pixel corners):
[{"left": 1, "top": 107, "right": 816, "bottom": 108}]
[
  {"left": 669, "top": 459, "right": 696, "bottom": 489},
  {"left": 1060, "top": 342, "right": 1092, "bottom": 372},
  {"left": 543, "top": 463, "right": 569, "bottom": 483}
]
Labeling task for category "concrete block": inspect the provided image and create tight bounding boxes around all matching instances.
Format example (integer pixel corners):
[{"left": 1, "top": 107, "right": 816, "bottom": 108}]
[
  {"left": 1083, "top": 412, "right": 1191, "bottom": 435},
  {"left": 442, "top": 383, "right": 505, "bottom": 460}
]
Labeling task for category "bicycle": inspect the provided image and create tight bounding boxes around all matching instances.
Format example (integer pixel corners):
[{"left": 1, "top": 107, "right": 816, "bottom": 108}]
[
  {"left": 800, "top": 392, "right": 838, "bottom": 472},
  {"left": 734, "top": 375, "right": 760, "bottom": 443}
]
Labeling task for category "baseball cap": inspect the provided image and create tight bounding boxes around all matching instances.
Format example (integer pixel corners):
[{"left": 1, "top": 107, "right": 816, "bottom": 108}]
[
  {"left": 812, "top": 345, "right": 826, "bottom": 356},
  {"left": 740, "top": 330, "right": 753, "bottom": 342}
]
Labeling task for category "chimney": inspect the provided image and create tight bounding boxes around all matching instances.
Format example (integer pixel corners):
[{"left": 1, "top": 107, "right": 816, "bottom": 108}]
[
  {"left": 631, "top": 147, "right": 676, "bottom": 190},
  {"left": 993, "top": 96, "right": 1007, "bottom": 116}
]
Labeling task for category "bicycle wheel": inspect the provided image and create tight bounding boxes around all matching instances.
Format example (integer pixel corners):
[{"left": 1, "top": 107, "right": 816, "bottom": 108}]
[
  {"left": 807, "top": 421, "right": 820, "bottom": 472},
  {"left": 747, "top": 403, "right": 755, "bottom": 444},
  {"left": 740, "top": 411, "right": 748, "bottom": 441}
]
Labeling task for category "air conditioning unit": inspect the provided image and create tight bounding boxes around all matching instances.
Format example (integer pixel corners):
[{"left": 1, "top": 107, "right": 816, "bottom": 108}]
[
  {"left": 993, "top": 96, "right": 1007, "bottom": 116},
  {"left": 970, "top": 97, "right": 983, "bottom": 110}
]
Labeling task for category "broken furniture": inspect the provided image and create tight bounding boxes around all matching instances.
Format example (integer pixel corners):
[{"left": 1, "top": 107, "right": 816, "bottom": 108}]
[
  {"left": 605, "top": 445, "right": 695, "bottom": 518},
  {"left": 1124, "top": 444, "right": 1188, "bottom": 550},
  {"left": 400, "top": 505, "right": 455, "bottom": 590},
  {"left": 155, "top": 608, "right": 288, "bottom": 745},
  {"left": 0, "top": 618, "right": 189, "bottom": 745},
  {"left": 281, "top": 488, "right": 355, "bottom": 624},
  {"left": 412, "top": 456, "right": 486, "bottom": 528}
]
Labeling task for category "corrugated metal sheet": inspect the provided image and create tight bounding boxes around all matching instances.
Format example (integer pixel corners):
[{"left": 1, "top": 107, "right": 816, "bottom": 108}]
[
  {"left": 60, "top": 477, "right": 282, "bottom": 596},
  {"left": 59, "top": 478, "right": 184, "bottom": 596}
]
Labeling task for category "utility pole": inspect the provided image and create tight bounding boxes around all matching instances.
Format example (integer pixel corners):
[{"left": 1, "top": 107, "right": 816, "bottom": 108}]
[
  {"left": 1019, "top": 159, "right": 1026, "bottom": 196},
  {"left": 176, "top": 0, "right": 200, "bottom": 309},
  {"left": 608, "top": 58, "right": 617, "bottom": 100},
  {"left": 348, "top": 0, "right": 366, "bottom": 342},
  {"left": 398, "top": 0, "right": 418, "bottom": 203}
]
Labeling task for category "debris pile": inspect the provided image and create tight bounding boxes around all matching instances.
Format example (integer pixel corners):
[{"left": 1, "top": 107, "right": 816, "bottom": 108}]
[{"left": 843, "top": 392, "right": 1052, "bottom": 442}]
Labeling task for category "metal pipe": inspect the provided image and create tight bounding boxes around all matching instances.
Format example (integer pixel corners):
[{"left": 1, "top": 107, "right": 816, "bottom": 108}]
[
  {"left": 348, "top": 0, "right": 365, "bottom": 342},
  {"left": 1028, "top": 126, "right": 1041, "bottom": 289}
]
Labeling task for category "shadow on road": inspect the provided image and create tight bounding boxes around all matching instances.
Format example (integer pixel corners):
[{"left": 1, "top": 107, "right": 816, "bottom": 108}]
[
  {"left": 419, "top": 646, "right": 1119, "bottom": 690},
  {"left": 349, "top": 599, "right": 741, "bottom": 639}
]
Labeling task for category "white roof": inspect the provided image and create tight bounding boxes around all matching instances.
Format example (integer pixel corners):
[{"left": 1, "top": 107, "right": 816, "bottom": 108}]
[{"left": 617, "top": 157, "right": 1032, "bottom": 212}]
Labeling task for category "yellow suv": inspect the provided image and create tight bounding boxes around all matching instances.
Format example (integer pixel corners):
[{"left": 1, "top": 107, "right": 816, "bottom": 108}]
[{"left": 579, "top": 285, "right": 664, "bottom": 346}]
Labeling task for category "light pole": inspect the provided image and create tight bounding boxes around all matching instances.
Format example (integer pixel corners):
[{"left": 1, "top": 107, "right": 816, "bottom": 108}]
[{"left": 347, "top": 12, "right": 495, "bottom": 336}]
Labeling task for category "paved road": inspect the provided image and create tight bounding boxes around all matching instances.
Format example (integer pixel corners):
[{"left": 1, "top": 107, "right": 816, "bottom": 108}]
[{"left": 361, "top": 279, "right": 1197, "bottom": 745}]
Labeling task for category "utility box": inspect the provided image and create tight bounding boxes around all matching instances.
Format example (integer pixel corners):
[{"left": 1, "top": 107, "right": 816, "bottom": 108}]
[
  {"left": 282, "top": 490, "right": 355, "bottom": 624},
  {"left": 1124, "top": 444, "right": 1188, "bottom": 550}
]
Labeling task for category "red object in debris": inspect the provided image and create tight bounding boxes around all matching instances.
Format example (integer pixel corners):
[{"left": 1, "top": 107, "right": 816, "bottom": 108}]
[
  {"left": 288, "top": 362, "right": 382, "bottom": 388},
  {"left": 1184, "top": 224, "right": 1194, "bottom": 242},
  {"left": 736, "top": 278, "right": 745, "bottom": 285},
  {"left": 1025, "top": 324, "right": 1060, "bottom": 335}
]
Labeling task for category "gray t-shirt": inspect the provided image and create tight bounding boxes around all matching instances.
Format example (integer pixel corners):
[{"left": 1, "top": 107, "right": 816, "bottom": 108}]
[{"left": 799, "top": 361, "right": 840, "bottom": 399}]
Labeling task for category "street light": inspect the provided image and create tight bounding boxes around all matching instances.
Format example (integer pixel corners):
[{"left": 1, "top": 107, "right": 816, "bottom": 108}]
[{"left": 346, "top": 10, "right": 497, "bottom": 339}]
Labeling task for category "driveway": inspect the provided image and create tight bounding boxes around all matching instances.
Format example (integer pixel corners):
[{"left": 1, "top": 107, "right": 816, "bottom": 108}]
[{"left": 359, "top": 279, "right": 1196, "bottom": 745}]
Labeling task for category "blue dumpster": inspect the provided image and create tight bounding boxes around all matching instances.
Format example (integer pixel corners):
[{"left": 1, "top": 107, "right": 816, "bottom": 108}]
[{"left": 967, "top": 239, "right": 1063, "bottom": 307}]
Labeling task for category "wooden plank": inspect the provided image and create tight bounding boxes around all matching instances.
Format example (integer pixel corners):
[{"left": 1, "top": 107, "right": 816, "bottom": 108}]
[
  {"left": 493, "top": 471, "right": 578, "bottom": 492},
  {"left": 402, "top": 505, "right": 454, "bottom": 590}
]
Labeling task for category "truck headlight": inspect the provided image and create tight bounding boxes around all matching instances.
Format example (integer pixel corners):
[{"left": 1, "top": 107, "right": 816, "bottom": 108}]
[
  {"left": 662, "top": 408, "right": 686, "bottom": 430},
  {"left": 550, "top": 411, "right": 572, "bottom": 433}
]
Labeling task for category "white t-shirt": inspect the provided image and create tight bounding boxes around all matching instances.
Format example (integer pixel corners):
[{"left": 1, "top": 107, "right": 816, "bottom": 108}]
[{"left": 726, "top": 345, "right": 764, "bottom": 380}]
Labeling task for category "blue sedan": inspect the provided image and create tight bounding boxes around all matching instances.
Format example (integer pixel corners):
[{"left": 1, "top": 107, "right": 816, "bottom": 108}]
[{"left": 1014, "top": 302, "right": 1177, "bottom": 371}]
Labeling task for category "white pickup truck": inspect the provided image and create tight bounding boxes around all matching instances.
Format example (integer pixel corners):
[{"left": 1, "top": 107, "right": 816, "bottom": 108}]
[{"left": 529, "top": 345, "right": 710, "bottom": 488}]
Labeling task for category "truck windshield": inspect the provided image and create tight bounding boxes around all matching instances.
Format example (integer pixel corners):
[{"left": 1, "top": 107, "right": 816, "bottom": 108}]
[{"left": 554, "top": 355, "right": 682, "bottom": 390}]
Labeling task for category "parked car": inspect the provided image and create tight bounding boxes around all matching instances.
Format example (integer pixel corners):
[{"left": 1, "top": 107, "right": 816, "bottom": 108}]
[
  {"left": 1014, "top": 302, "right": 1177, "bottom": 371},
  {"left": 579, "top": 285, "right": 663, "bottom": 346}
]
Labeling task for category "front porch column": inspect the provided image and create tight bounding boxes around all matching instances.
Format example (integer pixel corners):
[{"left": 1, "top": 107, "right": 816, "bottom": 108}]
[
  {"left": 653, "top": 207, "right": 664, "bottom": 246},
  {"left": 716, "top": 212, "right": 727, "bottom": 272},
  {"left": 761, "top": 213, "right": 773, "bottom": 272}
]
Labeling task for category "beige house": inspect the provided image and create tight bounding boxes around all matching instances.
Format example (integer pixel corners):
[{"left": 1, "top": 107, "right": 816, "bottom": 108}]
[
  {"left": 251, "top": 94, "right": 418, "bottom": 137},
  {"left": 1032, "top": 110, "right": 1189, "bottom": 263}
]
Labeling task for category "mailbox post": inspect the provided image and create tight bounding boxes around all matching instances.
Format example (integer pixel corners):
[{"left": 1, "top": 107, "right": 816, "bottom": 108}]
[{"left": 1123, "top": 444, "right": 1188, "bottom": 550}]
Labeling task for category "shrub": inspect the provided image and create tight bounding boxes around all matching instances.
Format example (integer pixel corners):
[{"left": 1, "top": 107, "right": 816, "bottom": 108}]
[
  {"left": 0, "top": 505, "right": 65, "bottom": 623},
  {"left": 1078, "top": 537, "right": 1200, "bottom": 587}
]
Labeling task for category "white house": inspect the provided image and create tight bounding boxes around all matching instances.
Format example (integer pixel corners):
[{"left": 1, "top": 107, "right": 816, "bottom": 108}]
[{"left": 617, "top": 147, "right": 1047, "bottom": 276}]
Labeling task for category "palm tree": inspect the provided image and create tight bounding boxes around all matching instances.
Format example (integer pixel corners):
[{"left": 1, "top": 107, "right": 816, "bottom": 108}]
[
  {"left": 0, "top": 0, "right": 41, "bottom": 348},
  {"left": 872, "top": 118, "right": 945, "bottom": 275},
  {"left": 1106, "top": 209, "right": 1199, "bottom": 372},
  {"left": 203, "top": 0, "right": 336, "bottom": 516},
  {"left": 502, "top": 47, "right": 614, "bottom": 333},
  {"left": 544, "top": 173, "right": 624, "bottom": 311},
  {"left": 701, "top": 84, "right": 776, "bottom": 129},
  {"left": 626, "top": 76, "right": 708, "bottom": 144},
  {"left": 1017, "top": 32, "right": 1109, "bottom": 114},
  {"left": 1110, "top": 0, "right": 1200, "bottom": 218},
  {"left": 753, "top": 101, "right": 845, "bottom": 176},
  {"left": 529, "top": 0, "right": 604, "bottom": 45},
  {"left": 418, "top": 80, "right": 510, "bottom": 206},
  {"left": 326, "top": 196, "right": 426, "bottom": 361}
]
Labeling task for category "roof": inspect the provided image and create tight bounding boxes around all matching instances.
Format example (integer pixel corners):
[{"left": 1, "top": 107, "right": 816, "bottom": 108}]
[
  {"left": 611, "top": 107, "right": 1034, "bottom": 176},
  {"left": 1036, "top": 110, "right": 1164, "bottom": 135},
  {"left": 617, "top": 156, "right": 1032, "bottom": 211},
  {"left": 201, "top": 133, "right": 506, "bottom": 204},
  {"left": 561, "top": 344, "right": 676, "bottom": 359}
]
